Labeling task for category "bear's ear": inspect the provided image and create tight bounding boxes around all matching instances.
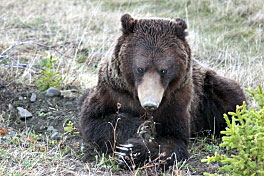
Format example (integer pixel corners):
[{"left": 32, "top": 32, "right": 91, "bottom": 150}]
[
  {"left": 174, "top": 18, "right": 188, "bottom": 40},
  {"left": 121, "top": 14, "right": 136, "bottom": 34}
]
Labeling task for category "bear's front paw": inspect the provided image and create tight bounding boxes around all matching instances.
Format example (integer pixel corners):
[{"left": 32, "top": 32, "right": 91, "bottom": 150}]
[
  {"left": 137, "top": 120, "right": 156, "bottom": 142},
  {"left": 114, "top": 138, "right": 151, "bottom": 169}
]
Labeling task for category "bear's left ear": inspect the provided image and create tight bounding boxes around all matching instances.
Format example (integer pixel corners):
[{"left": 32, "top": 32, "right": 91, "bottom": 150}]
[
  {"left": 174, "top": 18, "right": 188, "bottom": 40},
  {"left": 121, "top": 13, "right": 136, "bottom": 34}
]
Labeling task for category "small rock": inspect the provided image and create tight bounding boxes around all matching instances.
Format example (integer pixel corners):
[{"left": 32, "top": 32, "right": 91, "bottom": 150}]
[
  {"left": 46, "top": 87, "right": 61, "bottom": 97},
  {"left": 64, "top": 102, "right": 74, "bottom": 109},
  {"left": 51, "top": 132, "right": 60, "bottom": 140},
  {"left": 17, "top": 107, "right": 32, "bottom": 118},
  {"left": 39, "top": 125, "right": 46, "bottom": 131},
  {"left": 7, "top": 130, "right": 16, "bottom": 137},
  {"left": 0, "top": 136, "right": 7, "bottom": 141},
  {"left": 18, "top": 96, "right": 23, "bottom": 100},
  {"left": 47, "top": 126, "right": 56, "bottom": 132},
  {"left": 8, "top": 104, "right": 14, "bottom": 110},
  {"left": 30, "top": 93, "right": 37, "bottom": 102}
]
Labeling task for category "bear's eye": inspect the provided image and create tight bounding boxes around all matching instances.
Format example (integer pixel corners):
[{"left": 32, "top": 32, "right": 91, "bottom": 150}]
[
  {"left": 160, "top": 69, "right": 167, "bottom": 75},
  {"left": 137, "top": 67, "right": 144, "bottom": 74}
]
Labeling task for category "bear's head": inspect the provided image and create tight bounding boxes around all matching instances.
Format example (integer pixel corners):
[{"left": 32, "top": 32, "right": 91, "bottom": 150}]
[{"left": 117, "top": 14, "right": 192, "bottom": 111}]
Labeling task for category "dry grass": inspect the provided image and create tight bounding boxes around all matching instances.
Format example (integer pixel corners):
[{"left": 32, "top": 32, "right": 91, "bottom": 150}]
[
  {"left": 0, "top": 0, "right": 264, "bottom": 175},
  {"left": 1, "top": 0, "right": 263, "bottom": 90},
  {"left": 0, "top": 131, "right": 88, "bottom": 175}
]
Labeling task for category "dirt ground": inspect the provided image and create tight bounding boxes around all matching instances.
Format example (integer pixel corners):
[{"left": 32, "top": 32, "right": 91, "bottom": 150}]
[{"left": 0, "top": 78, "right": 222, "bottom": 175}]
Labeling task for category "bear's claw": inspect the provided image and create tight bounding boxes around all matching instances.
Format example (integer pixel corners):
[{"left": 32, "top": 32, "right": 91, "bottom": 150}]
[
  {"left": 115, "top": 143, "right": 133, "bottom": 156},
  {"left": 116, "top": 146, "right": 130, "bottom": 151},
  {"left": 114, "top": 143, "right": 137, "bottom": 168},
  {"left": 119, "top": 144, "right": 134, "bottom": 148},
  {"left": 114, "top": 151, "right": 126, "bottom": 156}
]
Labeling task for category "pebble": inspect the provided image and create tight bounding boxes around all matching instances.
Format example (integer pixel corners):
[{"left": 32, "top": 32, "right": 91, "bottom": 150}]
[
  {"left": 47, "top": 126, "right": 57, "bottom": 132},
  {"left": 30, "top": 93, "right": 37, "bottom": 102},
  {"left": 8, "top": 104, "right": 14, "bottom": 110},
  {"left": 46, "top": 87, "right": 61, "bottom": 97},
  {"left": 51, "top": 132, "right": 60, "bottom": 140},
  {"left": 64, "top": 102, "right": 74, "bottom": 109},
  {"left": 17, "top": 107, "right": 32, "bottom": 118}
]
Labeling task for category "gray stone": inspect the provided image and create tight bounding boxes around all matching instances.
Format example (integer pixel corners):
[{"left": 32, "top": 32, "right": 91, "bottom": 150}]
[
  {"left": 64, "top": 102, "right": 74, "bottom": 109},
  {"left": 46, "top": 87, "right": 61, "bottom": 97},
  {"left": 47, "top": 126, "right": 56, "bottom": 132},
  {"left": 8, "top": 104, "right": 14, "bottom": 110},
  {"left": 17, "top": 107, "right": 32, "bottom": 118},
  {"left": 30, "top": 93, "right": 37, "bottom": 102},
  {"left": 39, "top": 125, "right": 46, "bottom": 131},
  {"left": 6, "top": 130, "right": 16, "bottom": 138},
  {"left": 51, "top": 132, "right": 60, "bottom": 140}
]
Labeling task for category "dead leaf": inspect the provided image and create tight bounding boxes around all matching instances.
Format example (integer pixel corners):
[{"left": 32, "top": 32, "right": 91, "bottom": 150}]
[
  {"left": 25, "top": 137, "right": 37, "bottom": 143},
  {"left": 35, "top": 146, "right": 46, "bottom": 152},
  {"left": 174, "top": 169, "right": 183, "bottom": 175},
  {"left": 0, "top": 127, "right": 8, "bottom": 136}
]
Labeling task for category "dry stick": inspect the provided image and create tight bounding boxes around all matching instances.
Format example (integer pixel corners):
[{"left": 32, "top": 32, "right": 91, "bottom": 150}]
[
  {"left": 0, "top": 41, "right": 30, "bottom": 58},
  {"left": 33, "top": 41, "right": 76, "bottom": 58},
  {"left": 110, "top": 102, "right": 123, "bottom": 157},
  {"left": 0, "top": 26, "right": 31, "bottom": 32},
  {"left": 61, "top": 169, "right": 78, "bottom": 176},
  {"left": 0, "top": 40, "right": 73, "bottom": 61},
  {"left": 110, "top": 104, "right": 135, "bottom": 172},
  {"left": 0, "top": 64, "right": 30, "bottom": 69},
  {"left": 139, "top": 152, "right": 167, "bottom": 170},
  {"left": 112, "top": 117, "right": 121, "bottom": 157},
  {"left": 108, "top": 117, "right": 121, "bottom": 158}
]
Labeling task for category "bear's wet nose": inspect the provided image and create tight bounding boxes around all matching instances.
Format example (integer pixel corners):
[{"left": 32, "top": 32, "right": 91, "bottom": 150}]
[{"left": 142, "top": 102, "right": 159, "bottom": 111}]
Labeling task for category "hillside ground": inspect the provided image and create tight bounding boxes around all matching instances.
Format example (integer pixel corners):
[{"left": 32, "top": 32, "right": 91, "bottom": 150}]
[{"left": 0, "top": 0, "right": 263, "bottom": 175}]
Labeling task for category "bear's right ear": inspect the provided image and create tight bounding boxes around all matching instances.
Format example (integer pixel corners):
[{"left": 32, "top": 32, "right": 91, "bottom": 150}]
[
  {"left": 174, "top": 18, "right": 188, "bottom": 40},
  {"left": 121, "top": 14, "right": 136, "bottom": 34}
]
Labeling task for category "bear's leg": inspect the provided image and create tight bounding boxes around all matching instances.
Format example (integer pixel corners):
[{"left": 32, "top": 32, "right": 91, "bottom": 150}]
[
  {"left": 80, "top": 89, "right": 142, "bottom": 153},
  {"left": 115, "top": 137, "right": 189, "bottom": 169},
  {"left": 84, "top": 113, "right": 142, "bottom": 153},
  {"left": 115, "top": 111, "right": 190, "bottom": 168},
  {"left": 198, "top": 70, "right": 246, "bottom": 135}
]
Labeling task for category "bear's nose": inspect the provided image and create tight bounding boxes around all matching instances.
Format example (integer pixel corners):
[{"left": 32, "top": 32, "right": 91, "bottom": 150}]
[{"left": 142, "top": 102, "right": 159, "bottom": 111}]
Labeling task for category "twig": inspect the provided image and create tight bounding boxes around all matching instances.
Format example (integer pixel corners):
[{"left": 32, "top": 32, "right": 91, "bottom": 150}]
[
  {"left": 61, "top": 169, "right": 78, "bottom": 176},
  {"left": 0, "top": 39, "right": 76, "bottom": 61},
  {"left": 138, "top": 152, "right": 167, "bottom": 170},
  {"left": 0, "top": 41, "right": 32, "bottom": 59},
  {"left": 0, "top": 64, "right": 37, "bottom": 73},
  {"left": 108, "top": 117, "right": 121, "bottom": 157}
]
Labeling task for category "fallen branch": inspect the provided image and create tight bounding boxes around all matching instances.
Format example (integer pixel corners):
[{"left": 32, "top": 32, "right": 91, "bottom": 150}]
[
  {"left": 0, "top": 39, "right": 76, "bottom": 61},
  {"left": 0, "top": 41, "right": 32, "bottom": 60}
]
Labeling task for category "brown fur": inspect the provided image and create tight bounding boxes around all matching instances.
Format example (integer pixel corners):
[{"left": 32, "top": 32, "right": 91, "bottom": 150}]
[{"left": 79, "top": 14, "right": 246, "bottom": 168}]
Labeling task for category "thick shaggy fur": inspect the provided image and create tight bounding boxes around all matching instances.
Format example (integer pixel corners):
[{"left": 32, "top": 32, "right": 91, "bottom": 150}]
[{"left": 79, "top": 14, "right": 246, "bottom": 168}]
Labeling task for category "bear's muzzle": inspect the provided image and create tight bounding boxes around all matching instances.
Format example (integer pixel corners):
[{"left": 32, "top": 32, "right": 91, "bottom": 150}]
[{"left": 137, "top": 72, "right": 164, "bottom": 111}]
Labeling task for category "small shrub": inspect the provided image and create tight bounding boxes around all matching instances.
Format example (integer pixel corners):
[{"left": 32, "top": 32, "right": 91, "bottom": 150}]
[
  {"left": 37, "top": 54, "right": 62, "bottom": 91},
  {"left": 95, "top": 153, "right": 119, "bottom": 169},
  {"left": 63, "top": 119, "right": 79, "bottom": 135},
  {"left": 202, "top": 86, "right": 264, "bottom": 176}
]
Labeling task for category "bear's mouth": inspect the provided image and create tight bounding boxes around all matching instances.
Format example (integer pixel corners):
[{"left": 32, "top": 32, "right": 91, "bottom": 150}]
[{"left": 137, "top": 72, "right": 165, "bottom": 111}]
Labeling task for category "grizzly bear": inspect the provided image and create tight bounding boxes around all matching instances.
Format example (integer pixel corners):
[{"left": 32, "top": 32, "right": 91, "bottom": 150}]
[{"left": 79, "top": 14, "right": 246, "bottom": 168}]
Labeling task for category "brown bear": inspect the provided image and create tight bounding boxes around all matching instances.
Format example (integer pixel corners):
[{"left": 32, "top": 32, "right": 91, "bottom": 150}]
[{"left": 79, "top": 14, "right": 246, "bottom": 168}]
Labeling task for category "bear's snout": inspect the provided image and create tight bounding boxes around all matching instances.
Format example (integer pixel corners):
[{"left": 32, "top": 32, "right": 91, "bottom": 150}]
[
  {"left": 137, "top": 72, "right": 164, "bottom": 111},
  {"left": 141, "top": 101, "right": 159, "bottom": 111}
]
